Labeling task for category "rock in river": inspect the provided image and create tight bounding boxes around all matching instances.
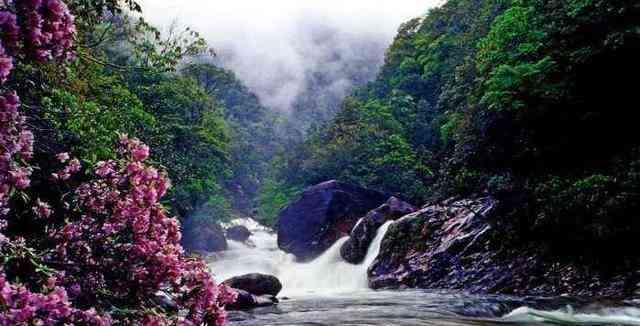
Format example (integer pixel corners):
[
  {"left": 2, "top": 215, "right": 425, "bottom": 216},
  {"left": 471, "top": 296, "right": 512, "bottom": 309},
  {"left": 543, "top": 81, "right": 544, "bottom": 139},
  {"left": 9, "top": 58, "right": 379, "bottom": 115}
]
[
  {"left": 368, "top": 196, "right": 497, "bottom": 290},
  {"left": 226, "top": 225, "right": 252, "bottom": 242},
  {"left": 367, "top": 196, "right": 640, "bottom": 298},
  {"left": 181, "top": 218, "right": 227, "bottom": 252},
  {"left": 276, "top": 180, "right": 387, "bottom": 261},
  {"left": 223, "top": 273, "right": 282, "bottom": 297},
  {"left": 341, "top": 196, "right": 416, "bottom": 264}
]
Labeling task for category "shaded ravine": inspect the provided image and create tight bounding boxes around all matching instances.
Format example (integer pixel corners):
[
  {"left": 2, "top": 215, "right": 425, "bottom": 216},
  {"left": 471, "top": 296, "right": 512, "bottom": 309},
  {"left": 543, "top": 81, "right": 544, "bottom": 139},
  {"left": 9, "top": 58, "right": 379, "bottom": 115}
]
[{"left": 208, "top": 218, "right": 640, "bottom": 325}]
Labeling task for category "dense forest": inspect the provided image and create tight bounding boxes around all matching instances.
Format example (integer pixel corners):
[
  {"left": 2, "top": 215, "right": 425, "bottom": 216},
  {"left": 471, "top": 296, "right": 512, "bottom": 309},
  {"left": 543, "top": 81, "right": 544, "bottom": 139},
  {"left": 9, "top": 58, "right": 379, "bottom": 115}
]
[{"left": 271, "top": 0, "right": 640, "bottom": 256}]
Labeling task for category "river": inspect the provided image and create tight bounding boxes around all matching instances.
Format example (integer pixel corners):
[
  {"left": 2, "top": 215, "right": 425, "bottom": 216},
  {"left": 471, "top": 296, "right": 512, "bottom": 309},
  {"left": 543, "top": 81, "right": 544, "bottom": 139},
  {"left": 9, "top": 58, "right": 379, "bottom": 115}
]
[{"left": 208, "top": 218, "right": 640, "bottom": 326}]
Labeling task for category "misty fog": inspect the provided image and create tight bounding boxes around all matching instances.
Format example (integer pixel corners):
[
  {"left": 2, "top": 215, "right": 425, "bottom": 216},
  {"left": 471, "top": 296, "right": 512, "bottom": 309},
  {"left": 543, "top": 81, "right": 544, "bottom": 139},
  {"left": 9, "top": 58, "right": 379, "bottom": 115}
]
[{"left": 139, "top": 0, "right": 441, "bottom": 121}]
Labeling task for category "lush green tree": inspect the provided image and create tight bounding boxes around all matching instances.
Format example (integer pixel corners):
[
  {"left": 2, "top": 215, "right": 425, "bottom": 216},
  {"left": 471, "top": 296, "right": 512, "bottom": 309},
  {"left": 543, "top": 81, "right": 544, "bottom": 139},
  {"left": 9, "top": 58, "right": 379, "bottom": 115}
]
[
  {"left": 40, "top": 59, "right": 154, "bottom": 162},
  {"left": 136, "top": 76, "right": 231, "bottom": 220},
  {"left": 183, "top": 63, "right": 280, "bottom": 215}
]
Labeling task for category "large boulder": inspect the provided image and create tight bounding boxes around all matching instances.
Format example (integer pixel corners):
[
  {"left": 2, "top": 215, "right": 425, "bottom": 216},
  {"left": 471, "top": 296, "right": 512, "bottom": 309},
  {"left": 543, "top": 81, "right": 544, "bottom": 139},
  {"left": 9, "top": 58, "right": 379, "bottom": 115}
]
[
  {"left": 340, "top": 197, "right": 415, "bottom": 264},
  {"left": 276, "top": 180, "right": 388, "bottom": 261},
  {"left": 181, "top": 218, "right": 227, "bottom": 252},
  {"left": 226, "top": 225, "right": 252, "bottom": 242},
  {"left": 368, "top": 196, "right": 497, "bottom": 290},
  {"left": 367, "top": 196, "right": 639, "bottom": 298},
  {"left": 223, "top": 273, "right": 282, "bottom": 297}
]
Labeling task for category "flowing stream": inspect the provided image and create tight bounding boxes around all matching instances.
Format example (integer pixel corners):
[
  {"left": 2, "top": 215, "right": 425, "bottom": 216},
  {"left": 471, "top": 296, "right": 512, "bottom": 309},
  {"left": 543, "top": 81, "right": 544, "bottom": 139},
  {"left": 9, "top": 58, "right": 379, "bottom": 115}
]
[{"left": 208, "top": 218, "right": 640, "bottom": 325}]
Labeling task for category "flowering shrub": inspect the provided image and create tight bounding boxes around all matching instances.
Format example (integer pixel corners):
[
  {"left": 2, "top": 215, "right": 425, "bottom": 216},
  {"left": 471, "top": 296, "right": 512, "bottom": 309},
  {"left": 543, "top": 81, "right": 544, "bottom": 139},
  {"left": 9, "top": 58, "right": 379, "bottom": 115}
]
[
  {"left": 0, "top": 11, "right": 19, "bottom": 82},
  {"left": 0, "top": 45, "right": 11, "bottom": 84},
  {"left": 49, "top": 135, "right": 236, "bottom": 324},
  {"left": 0, "top": 0, "right": 235, "bottom": 324},
  {"left": 0, "top": 271, "right": 111, "bottom": 325},
  {"left": 16, "top": 0, "right": 76, "bottom": 62},
  {"left": 0, "top": 0, "right": 74, "bottom": 220},
  {"left": 0, "top": 91, "right": 33, "bottom": 219}
]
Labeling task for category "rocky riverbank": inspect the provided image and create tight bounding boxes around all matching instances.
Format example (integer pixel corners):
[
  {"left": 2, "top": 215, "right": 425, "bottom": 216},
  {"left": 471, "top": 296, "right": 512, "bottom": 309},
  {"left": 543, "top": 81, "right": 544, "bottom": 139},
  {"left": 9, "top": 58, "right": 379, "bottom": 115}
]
[
  {"left": 276, "top": 182, "right": 640, "bottom": 299},
  {"left": 368, "top": 196, "right": 640, "bottom": 298}
]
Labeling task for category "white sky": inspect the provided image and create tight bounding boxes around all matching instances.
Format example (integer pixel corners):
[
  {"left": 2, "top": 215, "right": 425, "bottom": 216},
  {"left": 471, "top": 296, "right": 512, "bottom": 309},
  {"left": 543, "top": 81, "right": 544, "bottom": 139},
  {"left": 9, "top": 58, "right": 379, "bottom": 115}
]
[
  {"left": 138, "top": 0, "right": 443, "bottom": 112},
  {"left": 139, "top": 0, "right": 440, "bottom": 35}
]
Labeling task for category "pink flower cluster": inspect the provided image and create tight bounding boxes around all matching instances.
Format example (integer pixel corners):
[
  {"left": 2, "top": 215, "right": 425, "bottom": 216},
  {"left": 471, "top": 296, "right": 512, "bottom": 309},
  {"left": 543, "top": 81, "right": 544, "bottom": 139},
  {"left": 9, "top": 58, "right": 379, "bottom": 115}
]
[
  {"left": 0, "top": 0, "right": 74, "bottom": 220},
  {"left": 51, "top": 155, "right": 80, "bottom": 181},
  {"left": 0, "top": 11, "right": 19, "bottom": 83},
  {"left": 174, "top": 259, "right": 237, "bottom": 326},
  {"left": 55, "top": 136, "right": 177, "bottom": 296},
  {"left": 0, "top": 45, "right": 11, "bottom": 84},
  {"left": 0, "top": 0, "right": 75, "bottom": 81},
  {"left": 0, "top": 91, "right": 33, "bottom": 218},
  {"left": 0, "top": 0, "right": 74, "bottom": 239},
  {"left": 0, "top": 271, "right": 110, "bottom": 325},
  {"left": 50, "top": 136, "right": 235, "bottom": 324},
  {"left": 16, "top": 0, "right": 76, "bottom": 62},
  {"left": 33, "top": 198, "right": 53, "bottom": 219}
]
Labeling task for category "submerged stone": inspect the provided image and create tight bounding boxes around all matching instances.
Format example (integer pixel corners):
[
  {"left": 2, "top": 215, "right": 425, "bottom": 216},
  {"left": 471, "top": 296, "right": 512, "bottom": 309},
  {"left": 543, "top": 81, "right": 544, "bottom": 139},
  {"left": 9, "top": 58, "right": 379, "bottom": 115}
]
[{"left": 226, "top": 224, "right": 252, "bottom": 242}]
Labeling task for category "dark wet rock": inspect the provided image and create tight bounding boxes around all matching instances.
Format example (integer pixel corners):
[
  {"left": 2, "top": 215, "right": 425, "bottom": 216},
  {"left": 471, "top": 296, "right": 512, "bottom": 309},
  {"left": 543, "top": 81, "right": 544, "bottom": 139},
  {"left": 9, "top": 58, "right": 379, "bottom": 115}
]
[
  {"left": 228, "top": 289, "right": 255, "bottom": 310},
  {"left": 368, "top": 196, "right": 496, "bottom": 290},
  {"left": 226, "top": 289, "right": 278, "bottom": 310},
  {"left": 223, "top": 273, "right": 282, "bottom": 296},
  {"left": 181, "top": 218, "right": 227, "bottom": 252},
  {"left": 226, "top": 225, "right": 252, "bottom": 242},
  {"left": 276, "top": 180, "right": 387, "bottom": 261},
  {"left": 341, "top": 197, "right": 415, "bottom": 264},
  {"left": 368, "top": 196, "right": 640, "bottom": 298}
]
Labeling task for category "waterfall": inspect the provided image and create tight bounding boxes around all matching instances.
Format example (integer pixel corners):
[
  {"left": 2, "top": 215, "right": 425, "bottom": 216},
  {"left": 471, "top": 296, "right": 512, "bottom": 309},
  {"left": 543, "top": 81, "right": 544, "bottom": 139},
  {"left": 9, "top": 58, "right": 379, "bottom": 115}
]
[{"left": 208, "top": 218, "right": 393, "bottom": 297}]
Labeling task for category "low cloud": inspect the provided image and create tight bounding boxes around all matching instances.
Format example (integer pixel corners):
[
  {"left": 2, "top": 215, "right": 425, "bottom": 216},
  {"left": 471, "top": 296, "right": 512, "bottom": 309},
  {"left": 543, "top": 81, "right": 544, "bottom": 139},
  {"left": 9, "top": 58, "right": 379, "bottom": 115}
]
[{"left": 139, "top": 0, "right": 441, "bottom": 113}]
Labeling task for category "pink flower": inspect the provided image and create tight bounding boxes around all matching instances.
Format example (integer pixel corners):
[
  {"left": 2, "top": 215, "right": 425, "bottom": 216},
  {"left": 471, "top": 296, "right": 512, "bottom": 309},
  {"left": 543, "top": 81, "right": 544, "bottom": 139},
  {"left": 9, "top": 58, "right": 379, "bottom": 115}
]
[
  {"left": 0, "top": 52, "right": 13, "bottom": 84},
  {"left": 9, "top": 167, "right": 31, "bottom": 189},
  {"left": 33, "top": 198, "right": 53, "bottom": 219},
  {"left": 131, "top": 143, "right": 150, "bottom": 162},
  {"left": 0, "top": 271, "right": 108, "bottom": 324},
  {"left": 56, "top": 152, "right": 70, "bottom": 162},
  {"left": 52, "top": 157, "right": 81, "bottom": 181},
  {"left": 95, "top": 160, "right": 115, "bottom": 177},
  {"left": 18, "top": 130, "right": 34, "bottom": 159}
]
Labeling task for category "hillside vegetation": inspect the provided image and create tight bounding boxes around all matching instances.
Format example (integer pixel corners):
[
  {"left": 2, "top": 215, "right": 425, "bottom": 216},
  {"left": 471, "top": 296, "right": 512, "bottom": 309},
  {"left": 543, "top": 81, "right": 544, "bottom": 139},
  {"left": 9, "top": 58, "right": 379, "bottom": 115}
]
[{"left": 272, "top": 0, "right": 640, "bottom": 256}]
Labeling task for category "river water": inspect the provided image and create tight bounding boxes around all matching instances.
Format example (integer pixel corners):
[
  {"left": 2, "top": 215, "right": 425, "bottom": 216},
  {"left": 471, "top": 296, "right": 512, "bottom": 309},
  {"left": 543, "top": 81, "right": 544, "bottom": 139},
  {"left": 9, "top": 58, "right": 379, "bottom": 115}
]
[{"left": 208, "top": 219, "right": 640, "bottom": 326}]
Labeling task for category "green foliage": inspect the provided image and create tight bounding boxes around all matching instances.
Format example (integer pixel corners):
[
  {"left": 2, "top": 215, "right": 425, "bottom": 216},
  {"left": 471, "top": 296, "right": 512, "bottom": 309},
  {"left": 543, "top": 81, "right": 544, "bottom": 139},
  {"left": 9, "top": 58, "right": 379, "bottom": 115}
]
[
  {"left": 289, "top": 0, "right": 640, "bottom": 256},
  {"left": 276, "top": 0, "right": 510, "bottom": 205},
  {"left": 439, "top": 111, "right": 463, "bottom": 145},
  {"left": 183, "top": 63, "right": 280, "bottom": 214},
  {"left": 476, "top": 4, "right": 546, "bottom": 74},
  {"left": 30, "top": 12, "right": 239, "bottom": 225},
  {"left": 67, "top": 0, "right": 142, "bottom": 30},
  {"left": 257, "top": 174, "right": 301, "bottom": 226},
  {"left": 136, "top": 76, "right": 231, "bottom": 220},
  {"left": 297, "top": 98, "right": 428, "bottom": 202},
  {"left": 41, "top": 60, "right": 154, "bottom": 162},
  {"left": 480, "top": 56, "right": 557, "bottom": 111}
]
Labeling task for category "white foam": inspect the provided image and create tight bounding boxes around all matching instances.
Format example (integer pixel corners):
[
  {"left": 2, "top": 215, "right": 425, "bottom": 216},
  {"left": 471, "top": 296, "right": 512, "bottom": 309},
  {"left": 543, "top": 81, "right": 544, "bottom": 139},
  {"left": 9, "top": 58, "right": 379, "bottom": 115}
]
[
  {"left": 503, "top": 306, "right": 640, "bottom": 325},
  {"left": 208, "top": 218, "right": 393, "bottom": 297}
]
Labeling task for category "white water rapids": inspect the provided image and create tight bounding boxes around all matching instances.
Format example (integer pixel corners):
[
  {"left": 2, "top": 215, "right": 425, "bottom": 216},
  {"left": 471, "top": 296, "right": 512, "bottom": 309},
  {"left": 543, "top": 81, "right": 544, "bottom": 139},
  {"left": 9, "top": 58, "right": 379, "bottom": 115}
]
[
  {"left": 208, "top": 218, "right": 640, "bottom": 325},
  {"left": 210, "top": 218, "right": 392, "bottom": 297}
]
